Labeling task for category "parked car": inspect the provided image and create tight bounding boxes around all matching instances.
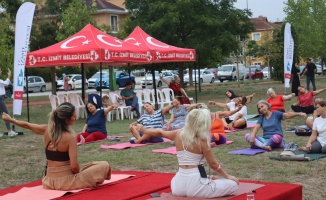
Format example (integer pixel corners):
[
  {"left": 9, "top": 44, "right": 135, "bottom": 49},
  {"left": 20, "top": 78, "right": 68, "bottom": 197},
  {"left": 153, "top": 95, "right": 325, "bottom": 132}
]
[
  {"left": 316, "top": 64, "right": 322, "bottom": 75},
  {"left": 94, "top": 70, "right": 135, "bottom": 91},
  {"left": 57, "top": 74, "right": 88, "bottom": 91},
  {"left": 217, "top": 64, "right": 245, "bottom": 82},
  {"left": 208, "top": 68, "right": 218, "bottom": 78},
  {"left": 184, "top": 69, "right": 215, "bottom": 85},
  {"left": 141, "top": 71, "right": 174, "bottom": 88},
  {"left": 262, "top": 67, "right": 274, "bottom": 79},
  {"left": 245, "top": 67, "right": 263, "bottom": 79},
  {"left": 5, "top": 83, "right": 13, "bottom": 98},
  {"left": 24, "top": 76, "right": 46, "bottom": 93}
]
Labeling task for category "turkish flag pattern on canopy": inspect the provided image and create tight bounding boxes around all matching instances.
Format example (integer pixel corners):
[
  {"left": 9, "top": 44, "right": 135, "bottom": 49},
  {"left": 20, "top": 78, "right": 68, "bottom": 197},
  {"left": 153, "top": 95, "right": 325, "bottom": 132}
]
[
  {"left": 25, "top": 24, "right": 153, "bottom": 67},
  {"left": 124, "top": 26, "right": 196, "bottom": 63}
]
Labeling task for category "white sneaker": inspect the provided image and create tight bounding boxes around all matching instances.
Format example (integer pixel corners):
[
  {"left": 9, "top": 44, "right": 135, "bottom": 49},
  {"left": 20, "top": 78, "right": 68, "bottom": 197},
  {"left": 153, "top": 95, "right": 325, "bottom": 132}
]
[
  {"left": 130, "top": 137, "right": 136, "bottom": 140},
  {"left": 8, "top": 131, "right": 18, "bottom": 137}
]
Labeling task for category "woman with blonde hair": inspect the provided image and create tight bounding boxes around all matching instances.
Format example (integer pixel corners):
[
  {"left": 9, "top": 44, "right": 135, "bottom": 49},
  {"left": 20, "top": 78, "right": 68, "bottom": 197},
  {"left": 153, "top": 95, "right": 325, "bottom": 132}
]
[
  {"left": 137, "top": 109, "right": 238, "bottom": 198},
  {"left": 2, "top": 102, "right": 111, "bottom": 191}
]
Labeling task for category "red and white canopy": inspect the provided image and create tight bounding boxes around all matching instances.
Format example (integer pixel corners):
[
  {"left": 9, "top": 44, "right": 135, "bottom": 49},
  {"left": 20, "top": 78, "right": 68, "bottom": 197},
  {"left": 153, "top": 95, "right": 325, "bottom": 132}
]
[
  {"left": 124, "top": 26, "right": 196, "bottom": 63},
  {"left": 25, "top": 24, "right": 154, "bottom": 67}
]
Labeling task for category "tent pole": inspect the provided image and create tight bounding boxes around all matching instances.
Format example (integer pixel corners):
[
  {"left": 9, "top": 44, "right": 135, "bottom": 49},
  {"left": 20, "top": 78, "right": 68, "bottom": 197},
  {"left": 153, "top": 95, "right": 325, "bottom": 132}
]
[
  {"left": 151, "top": 66, "right": 158, "bottom": 110},
  {"left": 99, "top": 62, "right": 102, "bottom": 100},
  {"left": 25, "top": 68, "right": 30, "bottom": 122},
  {"left": 194, "top": 62, "right": 197, "bottom": 103},
  {"left": 81, "top": 63, "right": 86, "bottom": 103}
]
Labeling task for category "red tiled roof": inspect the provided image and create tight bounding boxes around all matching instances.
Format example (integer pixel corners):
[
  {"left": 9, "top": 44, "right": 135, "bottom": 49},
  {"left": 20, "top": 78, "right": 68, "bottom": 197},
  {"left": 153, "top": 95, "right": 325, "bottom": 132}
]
[
  {"left": 251, "top": 16, "right": 281, "bottom": 31},
  {"left": 85, "top": 0, "right": 125, "bottom": 11}
]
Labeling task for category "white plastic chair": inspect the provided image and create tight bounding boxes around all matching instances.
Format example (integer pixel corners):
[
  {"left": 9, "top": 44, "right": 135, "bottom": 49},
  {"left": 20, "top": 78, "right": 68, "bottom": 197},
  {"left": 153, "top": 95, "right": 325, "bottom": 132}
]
[
  {"left": 161, "top": 88, "right": 174, "bottom": 107},
  {"left": 134, "top": 89, "right": 144, "bottom": 115},
  {"left": 67, "top": 93, "right": 86, "bottom": 119},
  {"left": 109, "top": 92, "right": 132, "bottom": 120},
  {"left": 57, "top": 93, "right": 69, "bottom": 105},
  {"left": 142, "top": 88, "right": 152, "bottom": 104},
  {"left": 49, "top": 94, "right": 58, "bottom": 111},
  {"left": 151, "top": 89, "right": 164, "bottom": 109}
]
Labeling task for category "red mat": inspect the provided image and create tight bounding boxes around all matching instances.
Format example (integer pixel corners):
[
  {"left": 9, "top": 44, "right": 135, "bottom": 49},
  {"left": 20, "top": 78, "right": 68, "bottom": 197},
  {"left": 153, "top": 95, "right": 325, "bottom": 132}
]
[{"left": 0, "top": 171, "right": 302, "bottom": 200}]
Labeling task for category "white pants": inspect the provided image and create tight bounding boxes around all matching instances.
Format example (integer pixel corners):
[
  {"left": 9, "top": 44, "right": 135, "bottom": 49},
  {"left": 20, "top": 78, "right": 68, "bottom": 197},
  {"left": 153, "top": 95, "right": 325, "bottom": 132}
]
[{"left": 171, "top": 167, "right": 238, "bottom": 198}]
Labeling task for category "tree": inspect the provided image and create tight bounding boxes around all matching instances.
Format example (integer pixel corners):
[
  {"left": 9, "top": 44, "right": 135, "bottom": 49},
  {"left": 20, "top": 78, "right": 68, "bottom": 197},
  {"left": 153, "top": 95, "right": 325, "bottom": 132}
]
[
  {"left": 284, "top": 0, "right": 326, "bottom": 73},
  {"left": 124, "top": 0, "right": 254, "bottom": 85},
  {"left": 0, "top": 14, "right": 14, "bottom": 71},
  {"left": 0, "top": 0, "right": 22, "bottom": 20}
]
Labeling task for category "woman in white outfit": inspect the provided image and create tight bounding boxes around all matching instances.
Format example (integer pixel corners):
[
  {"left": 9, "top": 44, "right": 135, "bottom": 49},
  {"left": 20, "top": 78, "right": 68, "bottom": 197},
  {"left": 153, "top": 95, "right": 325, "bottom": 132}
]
[{"left": 137, "top": 109, "right": 238, "bottom": 198}]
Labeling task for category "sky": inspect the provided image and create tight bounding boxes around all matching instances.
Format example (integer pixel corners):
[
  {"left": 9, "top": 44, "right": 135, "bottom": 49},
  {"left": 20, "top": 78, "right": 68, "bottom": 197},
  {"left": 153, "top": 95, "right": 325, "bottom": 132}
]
[{"left": 233, "top": 0, "right": 287, "bottom": 22}]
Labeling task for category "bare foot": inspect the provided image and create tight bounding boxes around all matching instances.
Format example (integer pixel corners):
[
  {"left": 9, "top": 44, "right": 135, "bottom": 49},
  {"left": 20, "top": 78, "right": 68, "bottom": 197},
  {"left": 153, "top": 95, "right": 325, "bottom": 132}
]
[
  {"left": 263, "top": 145, "right": 272, "bottom": 151},
  {"left": 80, "top": 135, "right": 85, "bottom": 144},
  {"left": 298, "top": 147, "right": 309, "bottom": 152}
]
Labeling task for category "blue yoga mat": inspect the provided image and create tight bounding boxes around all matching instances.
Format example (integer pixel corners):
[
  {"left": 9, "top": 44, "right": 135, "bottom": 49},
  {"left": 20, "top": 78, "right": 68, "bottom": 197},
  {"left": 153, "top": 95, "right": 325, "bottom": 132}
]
[{"left": 228, "top": 148, "right": 267, "bottom": 155}]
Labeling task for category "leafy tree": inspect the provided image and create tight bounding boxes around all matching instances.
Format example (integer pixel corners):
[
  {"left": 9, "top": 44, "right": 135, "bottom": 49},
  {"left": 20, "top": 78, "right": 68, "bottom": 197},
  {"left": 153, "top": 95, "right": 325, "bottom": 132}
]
[
  {"left": 284, "top": 0, "right": 326, "bottom": 72},
  {"left": 0, "top": 0, "right": 22, "bottom": 20},
  {"left": 124, "top": 0, "right": 254, "bottom": 85},
  {"left": 0, "top": 14, "right": 14, "bottom": 72}
]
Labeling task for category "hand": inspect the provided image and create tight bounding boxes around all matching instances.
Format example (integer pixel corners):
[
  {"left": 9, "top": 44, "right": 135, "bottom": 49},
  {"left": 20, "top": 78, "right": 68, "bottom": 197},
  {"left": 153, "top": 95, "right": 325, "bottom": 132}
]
[
  {"left": 208, "top": 101, "right": 215, "bottom": 105},
  {"left": 2, "top": 112, "right": 12, "bottom": 122},
  {"left": 7, "top": 69, "right": 11, "bottom": 78},
  {"left": 306, "top": 143, "right": 312, "bottom": 151},
  {"left": 136, "top": 124, "right": 145, "bottom": 132},
  {"left": 227, "top": 123, "right": 234, "bottom": 130},
  {"left": 111, "top": 105, "right": 118, "bottom": 109},
  {"left": 299, "top": 112, "right": 307, "bottom": 118},
  {"left": 226, "top": 175, "right": 239, "bottom": 185},
  {"left": 249, "top": 134, "right": 255, "bottom": 146}
]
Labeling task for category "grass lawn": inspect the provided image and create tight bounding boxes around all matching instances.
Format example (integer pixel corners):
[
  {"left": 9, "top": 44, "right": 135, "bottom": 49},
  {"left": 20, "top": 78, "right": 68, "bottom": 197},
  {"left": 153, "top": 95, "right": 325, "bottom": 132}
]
[{"left": 1, "top": 77, "right": 326, "bottom": 200}]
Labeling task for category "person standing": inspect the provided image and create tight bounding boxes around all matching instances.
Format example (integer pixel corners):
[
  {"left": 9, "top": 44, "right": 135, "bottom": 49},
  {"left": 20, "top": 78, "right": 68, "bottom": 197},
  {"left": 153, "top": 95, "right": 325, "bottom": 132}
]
[
  {"left": 63, "top": 73, "right": 69, "bottom": 91},
  {"left": 0, "top": 68, "right": 17, "bottom": 137},
  {"left": 301, "top": 58, "right": 317, "bottom": 91},
  {"left": 291, "top": 62, "right": 301, "bottom": 96},
  {"left": 120, "top": 82, "right": 140, "bottom": 118}
]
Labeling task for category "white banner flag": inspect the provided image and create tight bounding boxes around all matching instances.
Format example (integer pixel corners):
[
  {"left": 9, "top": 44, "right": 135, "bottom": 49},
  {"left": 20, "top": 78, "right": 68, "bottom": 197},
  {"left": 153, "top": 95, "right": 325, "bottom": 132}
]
[
  {"left": 284, "top": 23, "right": 294, "bottom": 88},
  {"left": 13, "top": 2, "right": 35, "bottom": 115}
]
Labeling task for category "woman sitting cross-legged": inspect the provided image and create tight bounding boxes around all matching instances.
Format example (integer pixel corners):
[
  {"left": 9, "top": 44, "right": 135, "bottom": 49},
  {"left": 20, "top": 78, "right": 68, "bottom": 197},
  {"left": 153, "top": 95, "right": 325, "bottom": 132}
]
[
  {"left": 210, "top": 105, "right": 243, "bottom": 145},
  {"left": 245, "top": 100, "right": 307, "bottom": 151},
  {"left": 163, "top": 97, "right": 203, "bottom": 130},
  {"left": 209, "top": 96, "right": 248, "bottom": 130},
  {"left": 299, "top": 100, "right": 326, "bottom": 153},
  {"left": 291, "top": 86, "right": 326, "bottom": 114},
  {"left": 76, "top": 102, "right": 118, "bottom": 144},
  {"left": 129, "top": 102, "right": 173, "bottom": 144},
  {"left": 2, "top": 103, "right": 111, "bottom": 190},
  {"left": 136, "top": 109, "right": 239, "bottom": 198},
  {"left": 266, "top": 88, "right": 295, "bottom": 112}
]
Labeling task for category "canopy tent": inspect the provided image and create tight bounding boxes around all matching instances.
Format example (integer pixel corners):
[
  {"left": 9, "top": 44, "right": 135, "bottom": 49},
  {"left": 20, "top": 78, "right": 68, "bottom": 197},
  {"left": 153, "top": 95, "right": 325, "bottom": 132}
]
[
  {"left": 124, "top": 26, "right": 197, "bottom": 108},
  {"left": 124, "top": 26, "right": 196, "bottom": 63},
  {"left": 25, "top": 24, "right": 154, "bottom": 68}
]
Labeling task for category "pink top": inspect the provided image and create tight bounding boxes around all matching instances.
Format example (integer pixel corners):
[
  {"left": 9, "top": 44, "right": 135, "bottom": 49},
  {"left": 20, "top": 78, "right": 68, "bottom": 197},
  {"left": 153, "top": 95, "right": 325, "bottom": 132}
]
[{"left": 298, "top": 91, "right": 314, "bottom": 107}]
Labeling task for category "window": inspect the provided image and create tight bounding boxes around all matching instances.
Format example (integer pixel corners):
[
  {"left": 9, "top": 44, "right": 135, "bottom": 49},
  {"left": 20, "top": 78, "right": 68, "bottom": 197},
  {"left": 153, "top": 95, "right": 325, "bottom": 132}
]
[
  {"left": 110, "top": 15, "right": 118, "bottom": 32},
  {"left": 35, "top": 77, "right": 41, "bottom": 82},
  {"left": 254, "top": 62, "right": 262, "bottom": 66},
  {"left": 28, "top": 78, "right": 34, "bottom": 83},
  {"left": 252, "top": 32, "right": 261, "bottom": 41}
]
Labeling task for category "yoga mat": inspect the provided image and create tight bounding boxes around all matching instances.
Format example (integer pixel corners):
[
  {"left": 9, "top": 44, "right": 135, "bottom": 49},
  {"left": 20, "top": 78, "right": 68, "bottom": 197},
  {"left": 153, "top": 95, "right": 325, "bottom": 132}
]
[
  {"left": 147, "top": 182, "right": 265, "bottom": 200},
  {"left": 225, "top": 123, "right": 256, "bottom": 133},
  {"left": 269, "top": 151, "right": 326, "bottom": 161},
  {"left": 100, "top": 138, "right": 172, "bottom": 150},
  {"left": 0, "top": 174, "right": 134, "bottom": 200},
  {"left": 77, "top": 136, "right": 125, "bottom": 146},
  {"left": 228, "top": 148, "right": 267, "bottom": 155},
  {"left": 246, "top": 114, "right": 260, "bottom": 119},
  {"left": 152, "top": 141, "right": 234, "bottom": 155}
]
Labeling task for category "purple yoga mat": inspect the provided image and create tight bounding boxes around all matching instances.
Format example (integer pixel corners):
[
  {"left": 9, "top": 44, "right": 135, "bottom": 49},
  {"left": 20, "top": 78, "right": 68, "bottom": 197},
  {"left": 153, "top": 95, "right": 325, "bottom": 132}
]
[{"left": 228, "top": 148, "right": 267, "bottom": 155}]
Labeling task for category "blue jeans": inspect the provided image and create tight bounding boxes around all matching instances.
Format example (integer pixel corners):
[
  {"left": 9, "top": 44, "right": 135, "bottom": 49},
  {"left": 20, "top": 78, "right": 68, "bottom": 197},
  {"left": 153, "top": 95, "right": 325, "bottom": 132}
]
[
  {"left": 126, "top": 96, "right": 140, "bottom": 117},
  {"left": 306, "top": 76, "right": 316, "bottom": 91}
]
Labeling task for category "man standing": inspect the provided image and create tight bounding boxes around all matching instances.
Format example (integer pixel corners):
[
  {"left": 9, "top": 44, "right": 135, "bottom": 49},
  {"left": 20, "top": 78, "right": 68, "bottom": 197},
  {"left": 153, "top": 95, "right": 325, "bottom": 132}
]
[
  {"left": 0, "top": 68, "right": 18, "bottom": 137},
  {"left": 301, "top": 58, "right": 317, "bottom": 91}
]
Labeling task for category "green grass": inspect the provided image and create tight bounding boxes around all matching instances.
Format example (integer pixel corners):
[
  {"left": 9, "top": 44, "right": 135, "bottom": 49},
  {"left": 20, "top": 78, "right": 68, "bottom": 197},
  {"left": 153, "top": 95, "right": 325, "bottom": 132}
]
[{"left": 1, "top": 77, "right": 326, "bottom": 199}]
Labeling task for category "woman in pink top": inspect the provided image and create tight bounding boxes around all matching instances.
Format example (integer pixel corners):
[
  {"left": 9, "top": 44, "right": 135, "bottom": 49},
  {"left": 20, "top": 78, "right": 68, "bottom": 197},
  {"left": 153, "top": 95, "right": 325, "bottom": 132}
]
[
  {"left": 266, "top": 88, "right": 295, "bottom": 112},
  {"left": 291, "top": 86, "right": 326, "bottom": 114}
]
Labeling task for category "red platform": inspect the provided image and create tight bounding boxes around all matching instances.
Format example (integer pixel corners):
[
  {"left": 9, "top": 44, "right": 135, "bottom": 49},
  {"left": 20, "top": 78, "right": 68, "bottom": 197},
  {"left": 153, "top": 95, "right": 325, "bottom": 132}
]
[{"left": 0, "top": 171, "right": 302, "bottom": 200}]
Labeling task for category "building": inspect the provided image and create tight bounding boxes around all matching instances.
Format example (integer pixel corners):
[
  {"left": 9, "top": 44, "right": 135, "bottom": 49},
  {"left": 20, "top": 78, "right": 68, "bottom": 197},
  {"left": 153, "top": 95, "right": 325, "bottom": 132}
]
[{"left": 245, "top": 16, "right": 281, "bottom": 67}]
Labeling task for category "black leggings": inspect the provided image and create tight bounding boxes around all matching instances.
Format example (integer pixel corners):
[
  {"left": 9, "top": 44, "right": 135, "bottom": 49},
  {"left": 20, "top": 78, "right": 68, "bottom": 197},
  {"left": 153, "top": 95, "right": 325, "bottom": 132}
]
[
  {"left": 310, "top": 140, "right": 326, "bottom": 154},
  {"left": 291, "top": 105, "right": 314, "bottom": 114}
]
